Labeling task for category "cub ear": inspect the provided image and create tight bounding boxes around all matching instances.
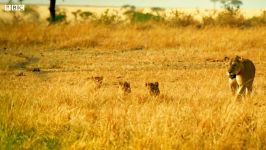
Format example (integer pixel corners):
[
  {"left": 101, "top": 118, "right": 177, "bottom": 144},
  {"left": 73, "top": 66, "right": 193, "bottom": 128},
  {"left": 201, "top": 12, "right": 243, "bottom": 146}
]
[
  {"left": 235, "top": 55, "right": 244, "bottom": 62},
  {"left": 155, "top": 82, "right": 159, "bottom": 86},
  {"left": 235, "top": 55, "right": 241, "bottom": 60},
  {"left": 223, "top": 56, "right": 230, "bottom": 62},
  {"left": 145, "top": 83, "right": 148, "bottom": 86},
  {"left": 239, "top": 56, "right": 244, "bottom": 62},
  {"left": 235, "top": 56, "right": 244, "bottom": 61}
]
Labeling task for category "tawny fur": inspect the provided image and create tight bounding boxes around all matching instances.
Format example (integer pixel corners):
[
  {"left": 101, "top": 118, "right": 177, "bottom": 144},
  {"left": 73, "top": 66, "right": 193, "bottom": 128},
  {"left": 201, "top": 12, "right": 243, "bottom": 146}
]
[
  {"left": 227, "top": 56, "right": 256, "bottom": 100},
  {"left": 145, "top": 82, "right": 160, "bottom": 96},
  {"left": 119, "top": 81, "right": 131, "bottom": 94}
]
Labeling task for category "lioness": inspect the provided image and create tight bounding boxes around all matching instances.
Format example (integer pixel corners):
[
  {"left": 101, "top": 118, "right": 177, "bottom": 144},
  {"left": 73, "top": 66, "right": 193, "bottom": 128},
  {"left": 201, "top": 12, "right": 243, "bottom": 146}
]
[{"left": 227, "top": 56, "right": 256, "bottom": 100}]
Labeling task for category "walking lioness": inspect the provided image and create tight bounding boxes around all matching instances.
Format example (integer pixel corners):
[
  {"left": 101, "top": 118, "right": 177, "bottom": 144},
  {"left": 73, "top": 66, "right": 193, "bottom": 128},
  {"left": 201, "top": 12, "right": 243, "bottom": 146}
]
[{"left": 227, "top": 56, "right": 256, "bottom": 100}]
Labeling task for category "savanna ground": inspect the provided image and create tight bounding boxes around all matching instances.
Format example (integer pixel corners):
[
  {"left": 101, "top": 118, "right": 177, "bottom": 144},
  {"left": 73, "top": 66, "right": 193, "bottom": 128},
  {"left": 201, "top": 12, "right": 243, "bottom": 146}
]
[{"left": 0, "top": 20, "right": 266, "bottom": 149}]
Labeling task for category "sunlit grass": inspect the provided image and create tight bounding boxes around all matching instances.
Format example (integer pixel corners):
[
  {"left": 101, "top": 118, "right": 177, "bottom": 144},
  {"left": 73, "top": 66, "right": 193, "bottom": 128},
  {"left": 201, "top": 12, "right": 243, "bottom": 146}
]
[{"left": 0, "top": 22, "right": 265, "bottom": 149}]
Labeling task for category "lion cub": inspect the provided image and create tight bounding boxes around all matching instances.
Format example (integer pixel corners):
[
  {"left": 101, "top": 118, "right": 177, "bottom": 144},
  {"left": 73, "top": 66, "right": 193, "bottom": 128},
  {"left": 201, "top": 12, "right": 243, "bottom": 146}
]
[
  {"left": 145, "top": 82, "right": 160, "bottom": 96},
  {"left": 227, "top": 56, "right": 256, "bottom": 100},
  {"left": 119, "top": 81, "right": 131, "bottom": 94},
  {"left": 89, "top": 76, "right": 103, "bottom": 88}
]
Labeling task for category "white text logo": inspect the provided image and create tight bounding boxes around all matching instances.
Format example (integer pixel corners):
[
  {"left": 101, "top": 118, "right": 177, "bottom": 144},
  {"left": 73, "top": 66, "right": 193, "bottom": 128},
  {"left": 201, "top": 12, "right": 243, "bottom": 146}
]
[{"left": 4, "top": 5, "right": 25, "bottom": 11}]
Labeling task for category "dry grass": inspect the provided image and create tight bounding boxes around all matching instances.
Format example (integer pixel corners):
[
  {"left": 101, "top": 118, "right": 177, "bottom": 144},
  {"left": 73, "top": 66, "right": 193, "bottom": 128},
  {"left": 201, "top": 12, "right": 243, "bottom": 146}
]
[
  {"left": 1, "top": 23, "right": 266, "bottom": 51},
  {"left": 0, "top": 23, "right": 266, "bottom": 149}
]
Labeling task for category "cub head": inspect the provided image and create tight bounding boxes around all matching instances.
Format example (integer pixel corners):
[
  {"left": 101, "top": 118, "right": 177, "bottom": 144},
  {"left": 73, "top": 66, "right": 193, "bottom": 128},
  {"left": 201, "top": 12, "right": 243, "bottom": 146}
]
[
  {"left": 89, "top": 76, "right": 104, "bottom": 89},
  {"left": 145, "top": 82, "right": 160, "bottom": 96},
  {"left": 91, "top": 76, "right": 103, "bottom": 83},
  {"left": 227, "top": 56, "right": 243, "bottom": 79},
  {"left": 119, "top": 81, "right": 131, "bottom": 94}
]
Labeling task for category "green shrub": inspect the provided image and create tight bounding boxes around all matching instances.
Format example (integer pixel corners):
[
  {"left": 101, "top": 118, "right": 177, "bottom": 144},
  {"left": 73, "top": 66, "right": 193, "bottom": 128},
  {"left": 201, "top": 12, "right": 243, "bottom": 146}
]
[
  {"left": 94, "top": 9, "right": 121, "bottom": 25},
  {"left": 202, "top": 16, "right": 216, "bottom": 26},
  {"left": 216, "top": 9, "right": 244, "bottom": 27},
  {"left": 47, "top": 8, "right": 67, "bottom": 23},
  {"left": 130, "top": 12, "right": 162, "bottom": 23},
  {"left": 122, "top": 5, "right": 164, "bottom": 23},
  {"left": 168, "top": 11, "right": 199, "bottom": 27},
  {"left": 244, "top": 11, "right": 266, "bottom": 27},
  {"left": 79, "top": 11, "right": 94, "bottom": 20}
]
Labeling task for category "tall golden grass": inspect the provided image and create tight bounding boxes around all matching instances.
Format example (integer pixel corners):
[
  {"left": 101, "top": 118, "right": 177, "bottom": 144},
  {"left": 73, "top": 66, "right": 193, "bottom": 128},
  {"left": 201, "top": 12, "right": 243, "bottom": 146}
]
[
  {"left": 1, "top": 23, "right": 266, "bottom": 51},
  {"left": 0, "top": 22, "right": 265, "bottom": 149}
]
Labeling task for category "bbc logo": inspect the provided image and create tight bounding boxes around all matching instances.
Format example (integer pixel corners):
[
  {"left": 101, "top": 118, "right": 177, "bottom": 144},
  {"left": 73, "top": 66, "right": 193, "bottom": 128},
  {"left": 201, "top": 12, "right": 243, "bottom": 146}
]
[{"left": 4, "top": 5, "right": 25, "bottom": 11}]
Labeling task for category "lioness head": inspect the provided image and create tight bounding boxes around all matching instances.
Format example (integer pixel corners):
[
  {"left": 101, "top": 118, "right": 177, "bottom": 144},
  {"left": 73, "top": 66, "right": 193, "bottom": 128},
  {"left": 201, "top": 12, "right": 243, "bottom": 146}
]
[
  {"left": 145, "top": 82, "right": 160, "bottom": 96},
  {"left": 227, "top": 56, "right": 243, "bottom": 79}
]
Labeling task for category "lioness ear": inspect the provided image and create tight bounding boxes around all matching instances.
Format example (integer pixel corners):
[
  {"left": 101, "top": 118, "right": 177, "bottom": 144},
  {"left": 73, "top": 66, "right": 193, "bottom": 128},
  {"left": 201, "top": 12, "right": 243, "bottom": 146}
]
[
  {"left": 235, "top": 55, "right": 243, "bottom": 61},
  {"left": 235, "top": 55, "right": 244, "bottom": 62},
  {"left": 239, "top": 56, "right": 244, "bottom": 62}
]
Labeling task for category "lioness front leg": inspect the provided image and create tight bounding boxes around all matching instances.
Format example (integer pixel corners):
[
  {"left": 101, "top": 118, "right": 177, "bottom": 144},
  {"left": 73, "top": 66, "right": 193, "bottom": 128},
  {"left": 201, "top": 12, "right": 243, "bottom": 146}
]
[
  {"left": 229, "top": 79, "right": 238, "bottom": 95},
  {"left": 246, "top": 81, "right": 254, "bottom": 97},
  {"left": 236, "top": 85, "right": 246, "bottom": 100}
]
